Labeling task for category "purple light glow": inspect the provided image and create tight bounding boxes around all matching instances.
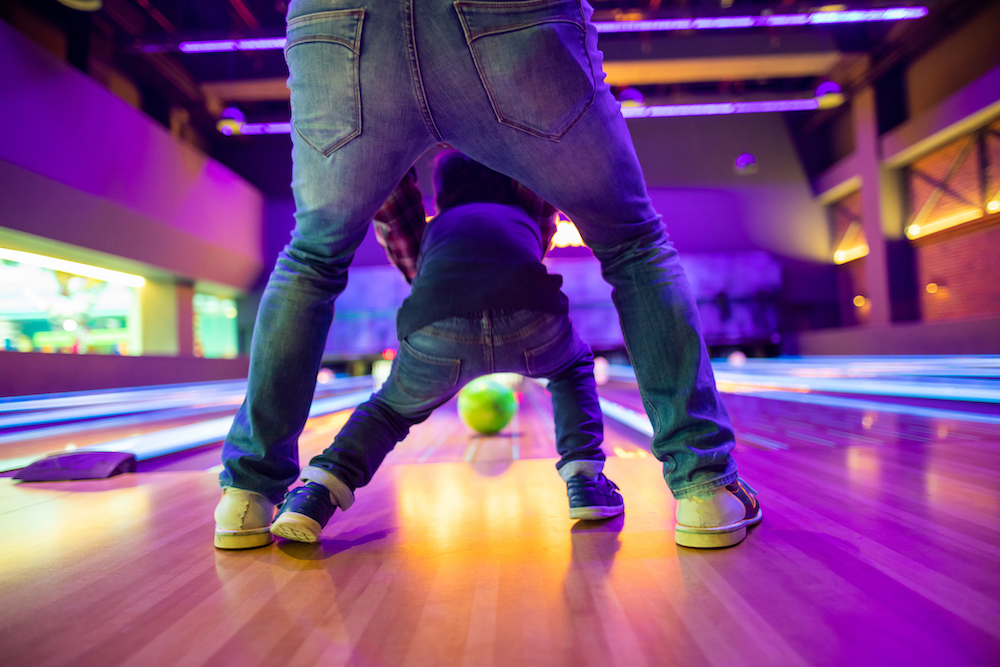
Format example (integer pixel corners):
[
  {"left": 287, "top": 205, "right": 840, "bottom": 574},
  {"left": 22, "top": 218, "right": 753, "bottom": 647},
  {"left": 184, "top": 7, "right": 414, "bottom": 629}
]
[
  {"left": 815, "top": 81, "right": 842, "bottom": 97},
  {"left": 618, "top": 87, "right": 645, "bottom": 106},
  {"left": 221, "top": 98, "right": 822, "bottom": 136},
  {"left": 177, "top": 6, "right": 929, "bottom": 53},
  {"left": 235, "top": 37, "right": 287, "bottom": 51},
  {"left": 735, "top": 153, "right": 756, "bottom": 170},
  {"left": 238, "top": 122, "right": 292, "bottom": 135},
  {"left": 178, "top": 38, "right": 285, "bottom": 53},
  {"left": 620, "top": 98, "right": 819, "bottom": 118},
  {"left": 178, "top": 40, "right": 239, "bottom": 53}
]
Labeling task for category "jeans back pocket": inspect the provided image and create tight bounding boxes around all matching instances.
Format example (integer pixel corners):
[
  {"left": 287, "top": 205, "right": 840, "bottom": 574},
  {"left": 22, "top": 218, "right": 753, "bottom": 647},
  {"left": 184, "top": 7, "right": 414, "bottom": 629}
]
[
  {"left": 395, "top": 339, "right": 462, "bottom": 401},
  {"left": 285, "top": 9, "right": 364, "bottom": 156},
  {"left": 454, "top": 0, "right": 596, "bottom": 140}
]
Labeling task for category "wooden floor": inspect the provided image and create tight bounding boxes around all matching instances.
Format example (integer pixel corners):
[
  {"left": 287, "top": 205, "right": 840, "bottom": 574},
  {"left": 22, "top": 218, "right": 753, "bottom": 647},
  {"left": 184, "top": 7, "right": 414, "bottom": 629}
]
[{"left": 2, "top": 380, "right": 999, "bottom": 666}]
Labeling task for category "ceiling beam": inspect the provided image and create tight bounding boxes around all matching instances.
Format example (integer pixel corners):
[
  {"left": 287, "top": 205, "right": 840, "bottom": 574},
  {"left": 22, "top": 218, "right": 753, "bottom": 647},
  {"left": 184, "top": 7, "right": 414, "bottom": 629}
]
[
  {"left": 603, "top": 52, "right": 844, "bottom": 86},
  {"left": 202, "top": 52, "right": 846, "bottom": 103}
]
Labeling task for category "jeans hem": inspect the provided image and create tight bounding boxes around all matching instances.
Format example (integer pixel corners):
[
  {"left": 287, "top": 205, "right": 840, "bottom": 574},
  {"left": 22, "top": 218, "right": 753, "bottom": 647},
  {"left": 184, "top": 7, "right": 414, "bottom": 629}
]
[
  {"left": 301, "top": 466, "right": 356, "bottom": 510},
  {"left": 557, "top": 458, "right": 604, "bottom": 481},
  {"left": 670, "top": 471, "right": 738, "bottom": 500}
]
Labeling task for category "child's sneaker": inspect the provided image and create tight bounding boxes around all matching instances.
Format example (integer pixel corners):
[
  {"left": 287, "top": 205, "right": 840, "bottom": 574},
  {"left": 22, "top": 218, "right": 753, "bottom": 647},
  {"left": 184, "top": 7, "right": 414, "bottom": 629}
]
[
  {"left": 270, "top": 482, "right": 337, "bottom": 543},
  {"left": 675, "top": 478, "right": 762, "bottom": 548},
  {"left": 567, "top": 473, "right": 625, "bottom": 520},
  {"left": 214, "top": 488, "right": 275, "bottom": 549}
]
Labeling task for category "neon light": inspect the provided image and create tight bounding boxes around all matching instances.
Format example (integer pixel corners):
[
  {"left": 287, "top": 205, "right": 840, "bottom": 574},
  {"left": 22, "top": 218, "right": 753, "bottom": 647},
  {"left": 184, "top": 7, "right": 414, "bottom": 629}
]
[
  {"left": 235, "top": 37, "right": 286, "bottom": 50},
  {"left": 815, "top": 81, "right": 842, "bottom": 97},
  {"left": 906, "top": 209, "right": 983, "bottom": 239},
  {"left": 0, "top": 248, "right": 145, "bottom": 287},
  {"left": 808, "top": 8, "right": 927, "bottom": 24},
  {"left": 179, "top": 38, "right": 285, "bottom": 53},
  {"left": 238, "top": 122, "right": 292, "bottom": 135},
  {"left": 179, "top": 40, "right": 238, "bottom": 53},
  {"left": 621, "top": 98, "right": 819, "bottom": 118},
  {"left": 223, "top": 97, "right": 826, "bottom": 137},
  {"left": 987, "top": 200, "right": 1000, "bottom": 213},
  {"left": 177, "top": 6, "right": 929, "bottom": 54},
  {"left": 853, "top": 295, "right": 866, "bottom": 308}
]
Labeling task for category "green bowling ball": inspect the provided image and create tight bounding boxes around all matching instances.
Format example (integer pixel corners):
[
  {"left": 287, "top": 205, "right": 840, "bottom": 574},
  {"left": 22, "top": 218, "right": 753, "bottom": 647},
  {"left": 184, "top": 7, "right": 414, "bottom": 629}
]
[{"left": 457, "top": 376, "right": 518, "bottom": 435}]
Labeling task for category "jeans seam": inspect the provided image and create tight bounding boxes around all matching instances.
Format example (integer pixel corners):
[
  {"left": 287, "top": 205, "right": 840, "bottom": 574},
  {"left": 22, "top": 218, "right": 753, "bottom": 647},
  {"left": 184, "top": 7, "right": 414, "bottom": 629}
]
[
  {"left": 404, "top": 0, "right": 442, "bottom": 141},
  {"left": 612, "top": 288, "right": 665, "bottom": 454},
  {"left": 483, "top": 312, "right": 494, "bottom": 373}
]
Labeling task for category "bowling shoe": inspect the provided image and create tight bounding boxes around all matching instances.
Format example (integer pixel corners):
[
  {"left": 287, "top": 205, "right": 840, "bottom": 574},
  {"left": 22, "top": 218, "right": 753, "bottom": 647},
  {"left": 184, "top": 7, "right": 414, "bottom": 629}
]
[
  {"left": 214, "top": 487, "right": 276, "bottom": 549},
  {"left": 674, "top": 477, "right": 762, "bottom": 548},
  {"left": 567, "top": 473, "right": 626, "bottom": 520},
  {"left": 270, "top": 482, "right": 337, "bottom": 543}
]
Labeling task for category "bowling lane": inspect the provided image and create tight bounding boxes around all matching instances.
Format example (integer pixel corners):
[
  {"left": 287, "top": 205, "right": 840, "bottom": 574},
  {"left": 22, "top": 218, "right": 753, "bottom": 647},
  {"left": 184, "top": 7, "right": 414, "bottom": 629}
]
[
  {"left": 2, "top": 365, "right": 1000, "bottom": 665},
  {"left": 372, "top": 379, "right": 651, "bottom": 469},
  {"left": 0, "top": 377, "right": 374, "bottom": 474}
]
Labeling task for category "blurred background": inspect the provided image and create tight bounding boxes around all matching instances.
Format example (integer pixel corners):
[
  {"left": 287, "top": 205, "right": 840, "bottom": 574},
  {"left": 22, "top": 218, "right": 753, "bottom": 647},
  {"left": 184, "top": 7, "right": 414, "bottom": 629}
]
[{"left": 1, "top": 0, "right": 998, "bottom": 396}]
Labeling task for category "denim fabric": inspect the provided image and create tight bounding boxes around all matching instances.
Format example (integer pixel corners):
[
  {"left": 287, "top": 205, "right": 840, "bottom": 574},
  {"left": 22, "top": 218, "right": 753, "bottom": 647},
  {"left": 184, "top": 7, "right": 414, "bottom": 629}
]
[
  {"left": 304, "top": 310, "right": 605, "bottom": 493},
  {"left": 220, "top": 0, "right": 737, "bottom": 504}
]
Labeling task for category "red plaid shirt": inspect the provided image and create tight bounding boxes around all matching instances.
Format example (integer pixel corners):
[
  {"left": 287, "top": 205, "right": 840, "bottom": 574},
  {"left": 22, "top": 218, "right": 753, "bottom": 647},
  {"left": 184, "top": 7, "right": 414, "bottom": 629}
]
[{"left": 373, "top": 169, "right": 558, "bottom": 283}]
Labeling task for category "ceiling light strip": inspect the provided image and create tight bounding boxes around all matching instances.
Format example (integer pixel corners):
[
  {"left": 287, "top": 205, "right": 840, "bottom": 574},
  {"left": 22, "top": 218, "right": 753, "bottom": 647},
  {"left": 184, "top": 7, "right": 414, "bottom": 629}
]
[
  {"left": 224, "top": 97, "right": 822, "bottom": 137},
  {"left": 620, "top": 98, "right": 820, "bottom": 118},
  {"left": 178, "top": 6, "right": 928, "bottom": 53},
  {"left": 0, "top": 248, "right": 146, "bottom": 287}
]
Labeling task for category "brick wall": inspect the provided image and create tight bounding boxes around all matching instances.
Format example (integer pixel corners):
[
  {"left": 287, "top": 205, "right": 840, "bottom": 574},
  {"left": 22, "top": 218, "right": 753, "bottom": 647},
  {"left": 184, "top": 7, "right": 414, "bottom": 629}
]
[{"left": 916, "top": 216, "right": 1000, "bottom": 320}]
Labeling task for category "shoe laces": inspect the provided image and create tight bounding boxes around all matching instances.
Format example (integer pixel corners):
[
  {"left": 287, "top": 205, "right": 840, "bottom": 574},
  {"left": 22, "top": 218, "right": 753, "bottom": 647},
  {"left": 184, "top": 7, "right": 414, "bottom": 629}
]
[{"left": 597, "top": 474, "right": 619, "bottom": 492}]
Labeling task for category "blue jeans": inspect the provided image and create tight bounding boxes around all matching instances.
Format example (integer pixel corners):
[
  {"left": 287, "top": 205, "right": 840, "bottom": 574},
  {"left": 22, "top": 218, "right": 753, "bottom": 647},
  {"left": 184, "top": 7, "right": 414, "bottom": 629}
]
[
  {"left": 302, "top": 310, "right": 605, "bottom": 500},
  {"left": 220, "top": 0, "right": 738, "bottom": 503}
]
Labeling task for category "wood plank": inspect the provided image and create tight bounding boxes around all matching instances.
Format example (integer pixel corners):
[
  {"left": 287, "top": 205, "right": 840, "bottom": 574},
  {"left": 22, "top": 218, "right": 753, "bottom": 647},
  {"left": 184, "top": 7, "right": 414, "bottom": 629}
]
[{"left": 2, "top": 384, "right": 1000, "bottom": 666}]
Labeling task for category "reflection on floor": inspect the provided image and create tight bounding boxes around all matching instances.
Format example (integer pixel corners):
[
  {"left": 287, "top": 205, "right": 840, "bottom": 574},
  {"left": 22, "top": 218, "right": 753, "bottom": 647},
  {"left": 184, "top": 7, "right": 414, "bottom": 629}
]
[{"left": 1, "top": 358, "right": 999, "bottom": 665}]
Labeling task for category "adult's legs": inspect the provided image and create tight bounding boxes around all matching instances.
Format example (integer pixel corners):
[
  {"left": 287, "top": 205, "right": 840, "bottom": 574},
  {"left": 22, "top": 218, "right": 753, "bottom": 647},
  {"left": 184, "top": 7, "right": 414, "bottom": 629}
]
[
  {"left": 413, "top": 0, "right": 737, "bottom": 498},
  {"left": 220, "top": 0, "right": 436, "bottom": 503}
]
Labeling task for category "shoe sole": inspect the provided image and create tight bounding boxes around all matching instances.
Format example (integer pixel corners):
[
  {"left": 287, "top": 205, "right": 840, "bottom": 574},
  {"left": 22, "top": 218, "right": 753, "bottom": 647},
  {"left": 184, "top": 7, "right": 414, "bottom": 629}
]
[
  {"left": 271, "top": 512, "right": 322, "bottom": 543},
  {"left": 674, "top": 509, "right": 763, "bottom": 549},
  {"left": 569, "top": 503, "right": 625, "bottom": 521},
  {"left": 214, "top": 527, "right": 274, "bottom": 550}
]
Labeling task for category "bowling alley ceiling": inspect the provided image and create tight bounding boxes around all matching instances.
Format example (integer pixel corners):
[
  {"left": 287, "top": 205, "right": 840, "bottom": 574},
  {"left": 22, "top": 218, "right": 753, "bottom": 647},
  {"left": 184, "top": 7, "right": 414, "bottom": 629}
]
[{"left": 2, "top": 0, "right": 993, "bottom": 193}]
